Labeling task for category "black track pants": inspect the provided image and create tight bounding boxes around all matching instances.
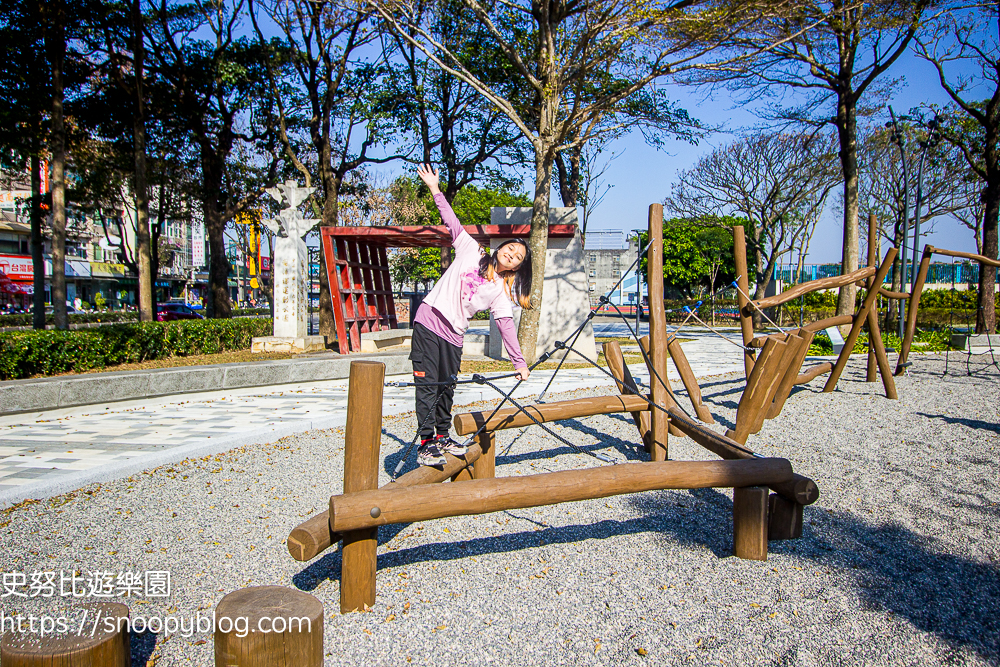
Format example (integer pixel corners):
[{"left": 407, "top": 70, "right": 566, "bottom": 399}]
[{"left": 409, "top": 322, "right": 463, "bottom": 439}]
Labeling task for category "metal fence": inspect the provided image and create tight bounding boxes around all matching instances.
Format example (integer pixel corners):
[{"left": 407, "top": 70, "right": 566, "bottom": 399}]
[{"left": 773, "top": 262, "right": 998, "bottom": 286}]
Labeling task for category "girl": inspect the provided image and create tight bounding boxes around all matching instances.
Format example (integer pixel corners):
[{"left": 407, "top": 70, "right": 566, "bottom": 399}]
[{"left": 411, "top": 164, "right": 533, "bottom": 467}]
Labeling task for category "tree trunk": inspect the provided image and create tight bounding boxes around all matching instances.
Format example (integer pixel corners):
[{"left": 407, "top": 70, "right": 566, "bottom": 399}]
[
  {"left": 518, "top": 143, "right": 555, "bottom": 364},
  {"left": 133, "top": 0, "right": 154, "bottom": 322},
  {"left": 45, "top": 0, "right": 67, "bottom": 330},
  {"left": 835, "top": 92, "right": 860, "bottom": 324},
  {"left": 30, "top": 151, "right": 45, "bottom": 329},
  {"left": 977, "top": 178, "right": 999, "bottom": 333},
  {"left": 202, "top": 151, "right": 232, "bottom": 318}
]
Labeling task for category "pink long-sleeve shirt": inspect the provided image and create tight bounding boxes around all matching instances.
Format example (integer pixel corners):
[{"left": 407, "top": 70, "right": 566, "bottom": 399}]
[{"left": 413, "top": 194, "right": 527, "bottom": 370}]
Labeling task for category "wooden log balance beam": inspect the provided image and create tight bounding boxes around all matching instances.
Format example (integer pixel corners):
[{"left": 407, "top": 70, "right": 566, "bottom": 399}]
[
  {"left": 287, "top": 442, "right": 487, "bottom": 561},
  {"left": 328, "top": 458, "right": 793, "bottom": 534},
  {"left": 453, "top": 394, "right": 651, "bottom": 435}
]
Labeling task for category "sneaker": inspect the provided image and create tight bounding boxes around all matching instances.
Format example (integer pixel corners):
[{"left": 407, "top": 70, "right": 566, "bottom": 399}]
[
  {"left": 417, "top": 441, "right": 446, "bottom": 467},
  {"left": 435, "top": 434, "right": 468, "bottom": 457}
]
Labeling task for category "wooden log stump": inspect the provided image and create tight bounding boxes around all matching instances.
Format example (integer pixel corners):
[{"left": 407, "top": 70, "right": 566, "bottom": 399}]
[
  {"left": 732, "top": 486, "right": 769, "bottom": 561},
  {"left": 1, "top": 602, "right": 129, "bottom": 667},
  {"left": 472, "top": 431, "right": 495, "bottom": 480},
  {"left": 215, "top": 586, "right": 323, "bottom": 666},
  {"left": 767, "top": 493, "right": 804, "bottom": 540},
  {"left": 339, "top": 360, "right": 384, "bottom": 613}
]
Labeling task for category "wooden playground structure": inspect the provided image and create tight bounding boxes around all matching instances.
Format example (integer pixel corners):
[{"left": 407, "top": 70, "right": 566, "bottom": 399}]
[
  {"left": 289, "top": 204, "right": 821, "bottom": 614},
  {"left": 721, "top": 216, "right": 900, "bottom": 444},
  {"left": 879, "top": 241, "right": 1000, "bottom": 374}
]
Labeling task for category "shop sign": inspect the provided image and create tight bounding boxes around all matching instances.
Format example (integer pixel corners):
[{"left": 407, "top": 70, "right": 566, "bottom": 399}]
[
  {"left": 90, "top": 261, "right": 128, "bottom": 278},
  {"left": 0, "top": 254, "right": 34, "bottom": 281}
]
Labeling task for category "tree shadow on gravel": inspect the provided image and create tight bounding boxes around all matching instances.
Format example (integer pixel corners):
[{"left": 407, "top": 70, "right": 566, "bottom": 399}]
[
  {"left": 628, "top": 491, "right": 1000, "bottom": 663},
  {"left": 916, "top": 413, "right": 1000, "bottom": 435}
]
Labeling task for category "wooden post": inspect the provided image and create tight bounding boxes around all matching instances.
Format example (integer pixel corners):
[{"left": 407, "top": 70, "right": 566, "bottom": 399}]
[
  {"left": 1, "top": 603, "right": 129, "bottom": 667},
  {"left": 603, "top": 340, "right": 654, "bottom": 451},
  {"left": 767, "top": 493, "right": 804, "bottom": 540},
  {"left": 666, "top": 337, "right": 714, "bottom": 423},
  {"left": 330, "top": 458, "right": 794, "bottom": 532},
  {"left": 215, "top": 586, "right": 323, "bottom": 666},
  {"left": 732, "top": 486, "right": 769, "bottom": 561},
  {"left": 733, "top": 225, "right": 755, "bottom": 377},
  {"left": 867, "top": 308, "right": 898, "bottom": 399},
  {"left": 866, "top": 213, "right": 879, "bottom": 382},
  {"left": 340, "top": 360, "right": 384, "bottom": 613},
  {"left": 472, "top": 431, "right": 495, "bottom": 480},
  {"left": 824, "top": 247, "right": 897, "bottom": 392},
  {"left": 767, "top": 330, "right": 814, "bottom": 419},
  {"left": 639, "top": 336, "right": 685, "bottom": 438},
  {"left": 895, "top": 245, "right": 934, "bottom": 375},
  {"left": 646, "top": 204, "right": 669, "bottom": 461}
]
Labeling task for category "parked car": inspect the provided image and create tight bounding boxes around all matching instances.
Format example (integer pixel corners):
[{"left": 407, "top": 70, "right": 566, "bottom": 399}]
[{"left": 155, "top": 302, "right": 205, "bottom": 322}]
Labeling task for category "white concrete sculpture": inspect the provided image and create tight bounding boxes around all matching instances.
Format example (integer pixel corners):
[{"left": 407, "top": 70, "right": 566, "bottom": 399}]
[{"left": 251, "top": 180, "right": 325, "bottom": 353}]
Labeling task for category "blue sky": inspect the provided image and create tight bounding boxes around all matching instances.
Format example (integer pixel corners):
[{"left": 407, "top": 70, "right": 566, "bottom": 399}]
[{"left": 363, "top": 46, "right": 984, "bottom": 266}]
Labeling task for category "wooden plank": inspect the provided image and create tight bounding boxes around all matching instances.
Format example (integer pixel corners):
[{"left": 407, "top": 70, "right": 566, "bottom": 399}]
[
  {"left": 664, "top": 406, "right": 819, "bottom": 506},
  {"left": 647, "top": 204, "right": 669, "bottom": 461},
  {"left": 329, "top": 458, "right": 794, "bottom": 533},
  {"left": 895, "top": 245, "right": 933, "bottom": 375},
  {"left": 452, "top": 394, "right": 650, "bottom": 435},
  {"left": 667, "top": 336, "right": 714, "bottom": 423},
  {"left": 824, "top": 247, "right": 897, "bottom": 392},
  {"left": 733, "top": 486, "right": 769, "bottom": 560},
  {"left": 732, "top": 225, "right": 755, "bottom": 376},
  {"left": 767, "top": 330, "right": 813, "bottom": 419},
  {"left": 746, "top": 266, "right": 876, "bottom": 314},
  {"left": 727, "top": 337, "right": 787, "bottom": 444},
  {"left": 287, "top": 443, "right": 486, "bottom": 562},
  {"left": 603, "top": 340, "right": 654, "bottom": 451},
  {"left": 340, "top": 361, "right": 384, "bottom": 613}
]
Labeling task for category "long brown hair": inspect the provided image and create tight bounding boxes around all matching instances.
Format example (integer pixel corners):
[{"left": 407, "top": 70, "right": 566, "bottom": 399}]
[{"left": 478, "top": 239, "right": 533, "bottom": 309}]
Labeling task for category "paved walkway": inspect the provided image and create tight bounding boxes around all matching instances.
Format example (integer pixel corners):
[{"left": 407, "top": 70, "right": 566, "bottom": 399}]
[{"left": 0, "top": 327, "right": 748, "bottom": 507}]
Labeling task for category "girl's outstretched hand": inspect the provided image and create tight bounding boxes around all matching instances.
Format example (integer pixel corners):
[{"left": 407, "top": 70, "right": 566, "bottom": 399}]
[
  {"left": 417, "top": 164, "right": 441, "bottom": 195},
  {"left": 516, "top": 367, "right": 530, "bottom": 381}
]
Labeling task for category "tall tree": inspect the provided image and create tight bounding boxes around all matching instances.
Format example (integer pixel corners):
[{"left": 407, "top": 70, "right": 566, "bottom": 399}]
[
  {"left": 667, "top": 131, "right": 838, "bottom": 323},
  {"left": 855, "top": 121, "right": 969, "bottom": 326},
  {"left": 251, "top": 0, "right": 406, "bottom": 344},
  {"left": 915, "top": 1, "right": 1000, "bottom": 333},
  {"left": 708, "top": 0, "right": 932, "bottom": 321},
  {"left": 0, "top": 0, "right": 49, "bottom": 328},
  {"left": 44, "top": 0, "right": 69, "bottom": 330},
  {"left": 371, "top": 0, "right": 763, "bottom": 363},
  {"left": 146, "top": 0, "right": 278, "bottom": 318}
]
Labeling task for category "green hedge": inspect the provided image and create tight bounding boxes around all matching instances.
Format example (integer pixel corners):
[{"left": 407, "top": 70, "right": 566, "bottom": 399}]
[{"left": 0, "top": 318, "right": 272, "bottom": 380}]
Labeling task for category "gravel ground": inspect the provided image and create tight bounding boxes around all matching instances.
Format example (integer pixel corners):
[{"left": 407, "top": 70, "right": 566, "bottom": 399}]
[{"left": 1, "top": 355, "right": 998, "bottom": 666}]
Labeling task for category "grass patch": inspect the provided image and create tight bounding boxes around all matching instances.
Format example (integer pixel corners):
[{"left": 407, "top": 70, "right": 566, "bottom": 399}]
[{"left": 39, "top": 349, "right": 297, "bottom": 377}]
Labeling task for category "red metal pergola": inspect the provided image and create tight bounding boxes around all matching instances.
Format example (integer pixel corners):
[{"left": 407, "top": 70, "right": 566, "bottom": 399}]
[{"left": 320, "top": 224, "right": 577, "bottom": 353}]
